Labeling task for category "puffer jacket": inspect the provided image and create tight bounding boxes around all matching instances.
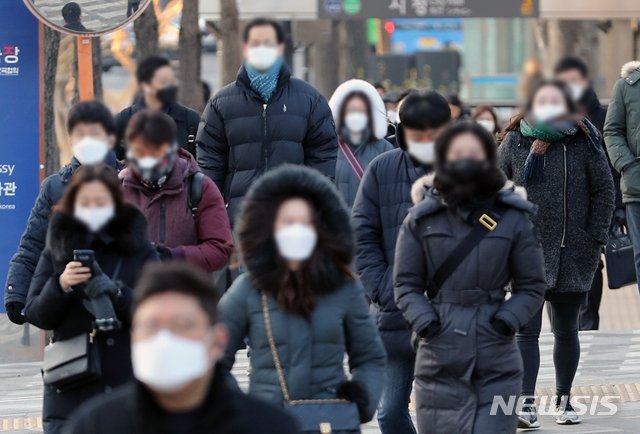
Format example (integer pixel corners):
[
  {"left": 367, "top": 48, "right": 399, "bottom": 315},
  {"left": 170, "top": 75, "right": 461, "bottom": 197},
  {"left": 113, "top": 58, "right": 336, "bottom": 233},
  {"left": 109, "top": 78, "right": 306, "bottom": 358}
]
[
  {"left": 499, "top": 129, "right": 615, "bottom": 293},
  {"left": 5, "top": 153, "right": 120, "bottom": 307},
  {"left": 604, "top": 62, "right": 640, "bottom": 203},
  {"left": 196, "top": 63, "right": 338, "bottom": 224},
  {"left": 351, "top": 147, "right": 430, "bottom": 357}
]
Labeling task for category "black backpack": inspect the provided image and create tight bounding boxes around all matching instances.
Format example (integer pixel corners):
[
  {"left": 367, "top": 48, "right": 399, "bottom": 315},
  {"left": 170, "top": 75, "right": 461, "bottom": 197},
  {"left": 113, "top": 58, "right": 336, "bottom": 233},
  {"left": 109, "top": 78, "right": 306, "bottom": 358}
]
[{"left": 187, "top": 172, "right": 204, "bottom": 217}]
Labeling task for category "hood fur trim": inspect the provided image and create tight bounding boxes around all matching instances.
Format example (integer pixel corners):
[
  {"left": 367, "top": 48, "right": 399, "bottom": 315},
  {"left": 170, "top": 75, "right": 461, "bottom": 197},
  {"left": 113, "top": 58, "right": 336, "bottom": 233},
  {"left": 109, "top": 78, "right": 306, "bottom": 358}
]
[
  {"left": 47, "top": 203, "right": 150, "bottom": 263},
  {"left": 621, "top": 61, "right": 640, "bottom": 78},
  {"left": 329, "top": 79, "right": 388, "bottom": 140},
  {"left": 411, "top": 176, "right": 528, "bottom": 205}
]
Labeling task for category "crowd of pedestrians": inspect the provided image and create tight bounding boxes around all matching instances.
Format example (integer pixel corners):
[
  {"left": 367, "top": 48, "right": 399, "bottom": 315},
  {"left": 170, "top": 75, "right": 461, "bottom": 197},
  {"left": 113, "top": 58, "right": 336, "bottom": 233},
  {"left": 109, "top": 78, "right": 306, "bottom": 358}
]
[{"left": 4, "top": 14, "right": 640, "bottom": 434}]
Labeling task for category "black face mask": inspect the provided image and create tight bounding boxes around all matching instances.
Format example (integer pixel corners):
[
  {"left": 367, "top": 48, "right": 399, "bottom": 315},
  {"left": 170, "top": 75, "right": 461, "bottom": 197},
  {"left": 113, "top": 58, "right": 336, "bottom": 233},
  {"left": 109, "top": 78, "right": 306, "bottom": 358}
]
[
  {"left": 156, "top": 85, "right": 178, "bottom": 107},
  {"left": 444, "top": 158, "right": 490, "bottom": 184}
]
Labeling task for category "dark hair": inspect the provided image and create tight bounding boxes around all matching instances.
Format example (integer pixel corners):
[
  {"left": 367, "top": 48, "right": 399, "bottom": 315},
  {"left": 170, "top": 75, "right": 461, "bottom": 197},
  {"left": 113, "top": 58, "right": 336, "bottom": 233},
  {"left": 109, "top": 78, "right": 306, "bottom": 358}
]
[
  {"left": 132, "top": 262, "right": 221, "bottom": 324},
  {"left": 373, "top": 82, "right": 385, "bottom": 91},
  {"left": 554, "top": 56, "right": 589, "bottom": 78},
  {"left": 400, "top": 90, "right": 451, "bottom": 130},
  {"left": 498, "top": 80, "right": 579, "bottom": 142},
  {"left": 67, "top": 101, "right": 116, "bottom": 136},
  {"left": 339, "top": 91, "right": 375, "bottom": 139},
  {"left": 433, "top": 122, "right": 506, "bottom": 211},
  {"left": 56, "top": 164, "right": 123, "bottom": 215},
  {"left": 62, "top": 2, "right": 81, "bottom": 23},
  {"left": 125, "top": 109, "right": 176, "bottom": 147},
  {"left": 243, "top": 17, "right": 285, "bottom": 44},
  {"left": 136, "top": 56, "right": 171, "bottom": 84},
  {"left": 472, "top": 105, "right": 502, "bottom": 134},
  {"left": 398, "top": 89, "right": 415, "bottom": 105},
  {"left": 446, "top": 94, "right": 462, "bottom": 107}
]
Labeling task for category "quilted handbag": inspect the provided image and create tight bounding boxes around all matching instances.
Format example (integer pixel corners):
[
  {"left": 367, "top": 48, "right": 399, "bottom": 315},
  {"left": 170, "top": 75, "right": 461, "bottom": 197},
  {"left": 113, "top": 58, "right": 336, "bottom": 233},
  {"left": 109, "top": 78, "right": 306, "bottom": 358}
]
[
  {"left": 261, "top": 292, "right": 361, "bottom": 434},
  {"left": 605, "top": 224, "right": 636, "bottom": 289}
]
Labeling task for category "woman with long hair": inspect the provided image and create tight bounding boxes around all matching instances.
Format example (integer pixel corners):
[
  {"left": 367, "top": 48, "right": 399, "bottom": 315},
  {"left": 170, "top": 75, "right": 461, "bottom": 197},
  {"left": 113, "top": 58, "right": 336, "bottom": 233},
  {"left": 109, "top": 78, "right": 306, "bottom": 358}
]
[
  {"left": 329, "top": 79, "right": 394, "bottom": 208},
  {"left": 472, "top": 105, "right": 502, "bottom": 137},
  {"left": 25, "top": 165, "right": 158, "bottom": 434},
  {"left": 395, "top": 122, "right": 546, "bottom": 434},
  {"left": 498, "top": 81, "right": 615, "bottom": 427},
  {"left": 218, "top": 165, "right": 386, "bottom": 425}
]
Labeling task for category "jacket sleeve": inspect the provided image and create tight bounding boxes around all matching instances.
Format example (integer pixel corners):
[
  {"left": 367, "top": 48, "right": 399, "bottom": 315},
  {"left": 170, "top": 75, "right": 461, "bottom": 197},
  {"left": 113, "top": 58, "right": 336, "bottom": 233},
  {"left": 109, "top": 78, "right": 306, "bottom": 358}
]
[
  {"left": 586, "top": 148, "right": 616, "bottom": 244},
  {"left": 303, "top": 94, "right": 338, "bottom": 180},
  {"left": 497, "top": 132, "right": 515, "bottom": 180},
  {"left": 167, "top": 178, "right": 234, "bottom": 272},
  {"left": 343, "top": 280, "right": 387, "bottom": 422},
  {"left": 493, "top": 212, "right": 546, "bottom": 331},
  {"left": 196, "top": 99, "right": 229, "bottom": 197},
  {"left": 217, "top": 279, "right": 250, "bottom": 390},
  {"left": 351, "top": 165, "right": 388, "bottom": 303},
  {"left": 393, "top": 215, "right": 439, "bottom": 336},
  {"left": 5, "top": 180, "right": 54, "bottom": 306},
  {"left": 604, "top": 79, "right": 634, "bottom": 173},
  {"left": 24, "top": 248, "right": 74, "bottom": 330}
]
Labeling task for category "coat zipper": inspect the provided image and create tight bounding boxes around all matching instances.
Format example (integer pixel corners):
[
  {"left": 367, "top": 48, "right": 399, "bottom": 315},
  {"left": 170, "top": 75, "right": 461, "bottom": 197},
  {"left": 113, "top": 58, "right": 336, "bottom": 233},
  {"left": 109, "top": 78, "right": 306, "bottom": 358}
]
[
  {"left": 159, "top": 201, "right": 166, "bottom": 245},
  {"left": 262, "top": 103, "right": 268, "bottom": 172},
  {"left": 560, "top": 144, "right": 567, "bottom": 248}
]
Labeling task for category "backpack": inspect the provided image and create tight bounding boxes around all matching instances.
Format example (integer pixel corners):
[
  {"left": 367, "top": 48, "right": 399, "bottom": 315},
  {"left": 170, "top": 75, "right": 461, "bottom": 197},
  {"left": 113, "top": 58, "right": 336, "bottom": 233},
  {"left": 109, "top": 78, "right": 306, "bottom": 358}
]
[{"left": 187, "top": 172, "right": 204, "bottom": 217}]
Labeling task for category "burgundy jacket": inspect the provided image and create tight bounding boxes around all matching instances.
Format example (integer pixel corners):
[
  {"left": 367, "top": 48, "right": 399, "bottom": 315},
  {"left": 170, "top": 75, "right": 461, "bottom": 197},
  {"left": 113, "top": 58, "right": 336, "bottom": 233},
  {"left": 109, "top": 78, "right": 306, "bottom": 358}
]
[{"left": 121, "top": 149, "right": 233, "bottom": 272}]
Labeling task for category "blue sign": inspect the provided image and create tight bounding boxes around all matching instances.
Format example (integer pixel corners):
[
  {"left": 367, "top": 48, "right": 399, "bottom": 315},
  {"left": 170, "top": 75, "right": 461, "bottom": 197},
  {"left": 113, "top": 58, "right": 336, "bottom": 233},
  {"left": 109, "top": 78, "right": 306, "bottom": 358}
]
[
  {"left": 324, "top": 0, "right": 342, "bottom": 14},
  {"left": 391, "top": 18, "right": 463, "bottom": 54},
  {"left": 0, "top": 1, "right": 41, "bottom": 312}
]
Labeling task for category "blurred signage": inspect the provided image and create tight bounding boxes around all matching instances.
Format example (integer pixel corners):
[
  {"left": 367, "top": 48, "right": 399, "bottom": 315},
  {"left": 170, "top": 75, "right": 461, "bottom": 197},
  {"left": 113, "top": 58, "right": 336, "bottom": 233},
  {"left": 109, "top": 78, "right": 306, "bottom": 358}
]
[
  {"left": 319, "top": 0, "right": 539, "bottom": 18},
  {"left": 0, "top": 2, "right": 40, "bottom": 312},
  {"left": 391, "top": 18, "right": 463, "bottom": 53}
]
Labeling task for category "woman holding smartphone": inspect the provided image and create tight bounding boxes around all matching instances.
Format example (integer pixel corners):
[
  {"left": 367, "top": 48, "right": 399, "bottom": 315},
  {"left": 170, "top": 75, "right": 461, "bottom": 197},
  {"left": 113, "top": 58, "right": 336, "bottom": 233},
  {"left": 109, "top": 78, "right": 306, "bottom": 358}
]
[{"left": 25, "top": 164, "right": 158, "bottom": 434}]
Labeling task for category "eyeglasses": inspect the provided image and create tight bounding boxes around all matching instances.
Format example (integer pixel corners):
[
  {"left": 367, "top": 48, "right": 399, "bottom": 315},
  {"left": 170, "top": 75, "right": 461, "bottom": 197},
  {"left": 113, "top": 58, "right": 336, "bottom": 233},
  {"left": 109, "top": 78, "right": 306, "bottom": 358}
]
[{"left": 131, "top": 318, "right": 211, "bottom": 340}]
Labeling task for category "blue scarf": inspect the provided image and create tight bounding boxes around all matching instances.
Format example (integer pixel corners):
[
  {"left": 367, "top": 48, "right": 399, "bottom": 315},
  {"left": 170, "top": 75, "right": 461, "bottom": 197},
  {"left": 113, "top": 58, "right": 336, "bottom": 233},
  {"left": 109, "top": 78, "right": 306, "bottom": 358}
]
[{"left": 245, "top": 58, "right": 283, "bottom": 102}]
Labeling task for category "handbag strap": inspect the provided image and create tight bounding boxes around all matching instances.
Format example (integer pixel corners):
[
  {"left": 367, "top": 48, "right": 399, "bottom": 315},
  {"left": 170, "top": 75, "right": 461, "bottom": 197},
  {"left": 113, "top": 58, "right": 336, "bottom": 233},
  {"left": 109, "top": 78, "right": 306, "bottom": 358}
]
[
  {"left": 111, "top": 258, "right": 124, "bottom": 282},
  {"left": 427, "top": 204, "right": 506, "bottom": 299},
  {"left": 261, "top": 292, "right": 348, "bottom": 405},
  {"left": 338, "top": 140, "right": 364, "bottom": 181}
]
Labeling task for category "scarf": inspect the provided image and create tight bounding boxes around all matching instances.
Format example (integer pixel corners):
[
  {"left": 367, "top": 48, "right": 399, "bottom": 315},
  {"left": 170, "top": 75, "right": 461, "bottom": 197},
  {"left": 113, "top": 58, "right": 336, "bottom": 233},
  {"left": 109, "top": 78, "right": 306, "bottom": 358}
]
[
  {"left": 520, "top": 116, "right": 603, "bottom": 185},
  {"left": 245, "top": 58, "right": 283, "bottom": 102}
]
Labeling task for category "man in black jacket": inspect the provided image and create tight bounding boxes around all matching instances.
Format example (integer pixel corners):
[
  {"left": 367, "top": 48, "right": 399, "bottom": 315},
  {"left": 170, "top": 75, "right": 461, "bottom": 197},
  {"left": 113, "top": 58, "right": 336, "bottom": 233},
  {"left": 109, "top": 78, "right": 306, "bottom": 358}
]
[
  {"left": 351, "top": 91, "right": 451, "bottom": 434},
  {"left": 196, "top": 17, "right": 337, "bottom": 225},
  {"left": 64, "top": 262, "right": 298, "bottom": 434},
  {"left": 115, "top": 57, "right": 201, "bottom": 159}
]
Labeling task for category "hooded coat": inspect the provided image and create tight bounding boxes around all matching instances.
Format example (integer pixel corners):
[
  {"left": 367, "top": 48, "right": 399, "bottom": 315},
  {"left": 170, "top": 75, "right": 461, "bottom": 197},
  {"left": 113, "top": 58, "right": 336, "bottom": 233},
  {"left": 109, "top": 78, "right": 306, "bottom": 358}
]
[
  {"left": 395, "top": 176, "right": 546, "bottom": 434},
  {"left": 351, "top": 139, "right": 431, "bottom": 357},
  {"left": 196, "top": 63, "right": 338, "bottom": 225},
  {"left": 25, "top": 204, "right": 158, "bottom": 433},
  {"left": 499, "top": 129, "right": 615, "bottom": 297},
  {"left": 121, "top": 148, "right": 233, "bottom": 273},
  {"left": 218, "top": 166, "right": 386, "bottom": 422},
  {"left": 5, "top": 153, "right": 121, "bottom": 307},
  {"left": 329, "top": 79, "right": 394, "bottom": 209}
]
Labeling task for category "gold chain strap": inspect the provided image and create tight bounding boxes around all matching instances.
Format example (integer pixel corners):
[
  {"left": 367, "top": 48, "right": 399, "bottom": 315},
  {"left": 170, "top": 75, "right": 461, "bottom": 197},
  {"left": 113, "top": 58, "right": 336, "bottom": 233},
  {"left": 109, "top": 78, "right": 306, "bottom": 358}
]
[{"left": 261, "top": 291, "right": 348, "bottom": 405}]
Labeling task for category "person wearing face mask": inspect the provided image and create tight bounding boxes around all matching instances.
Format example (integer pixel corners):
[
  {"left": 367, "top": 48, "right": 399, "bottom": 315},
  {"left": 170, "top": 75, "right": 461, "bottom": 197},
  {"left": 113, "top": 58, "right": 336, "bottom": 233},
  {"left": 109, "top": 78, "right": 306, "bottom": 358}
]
[
  {"left": 120, "top": 110, "right": 233, "bottom": 273},
  {"left": 351, "top": 91, "right": 451, "bottom": 434},
  {"left": 382, "top": 91, "right": 401, "bottom": 146},
  {"left": 115, "top": 56, "right": 201, "bottom": 160},
  {"left": 395, "top": 122, "right": 545, "bottom": 434},
  {"left": 5, "top": 101, "right": 120, "bottom": 326},
  {"left": 472, "top": 105, "right": 502, "bottom": 137},
  {"left": 499, "top": 81, "right": 615, "bottom": 428},
  {"left": 24, "top": 165, "right": 158, "bottom": 434},
  {"left": 329, "top": 80, "right": 394, "bottom": 209},
  {"left": 197, "top": 17, "right": 338, "bottom": 227},
  {"left": 218, "top": 165, "right": 386, "bottom": 425},
  {"left": 64, "top": 262, "right": 299, "bottom": 434}
]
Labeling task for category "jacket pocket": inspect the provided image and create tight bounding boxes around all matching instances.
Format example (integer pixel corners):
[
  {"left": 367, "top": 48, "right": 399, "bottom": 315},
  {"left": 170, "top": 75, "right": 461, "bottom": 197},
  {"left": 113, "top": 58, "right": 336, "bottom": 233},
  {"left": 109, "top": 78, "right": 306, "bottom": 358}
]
[{"left": 621, "top": 160, "right": 640, "bottom": 197}]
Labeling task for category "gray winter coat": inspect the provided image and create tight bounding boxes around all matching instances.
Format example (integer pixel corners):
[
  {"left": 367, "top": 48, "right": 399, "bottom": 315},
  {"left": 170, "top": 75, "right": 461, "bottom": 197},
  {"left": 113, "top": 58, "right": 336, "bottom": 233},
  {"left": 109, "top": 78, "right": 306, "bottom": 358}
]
[
  {"left": 499, "top": 130, "right": 615, "bottom": 294},
  {"left": 336, "top": 137, "right": 393, "bottom": 209},
  {"left": 218, "top": 274, "right": 386, "bottom": 422}
]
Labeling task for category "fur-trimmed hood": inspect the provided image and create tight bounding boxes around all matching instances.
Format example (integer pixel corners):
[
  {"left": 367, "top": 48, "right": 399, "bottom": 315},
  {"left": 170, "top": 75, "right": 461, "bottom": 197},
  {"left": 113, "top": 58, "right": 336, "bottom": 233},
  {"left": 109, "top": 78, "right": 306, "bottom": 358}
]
[
  {"left": 47, "top": 203, "right": 150, "bottom": 263},
  {"left": 329, "top": 79, "right": 388, "bottom": 140},
  {"left": 621, "top": 61, "right": 640, "bottom": 78},
  {"left": 409, "top": 173, "right": 536, "bottom": 215},
  {"left": 237, "top": 165, "right": 354, "bottom": 292}
]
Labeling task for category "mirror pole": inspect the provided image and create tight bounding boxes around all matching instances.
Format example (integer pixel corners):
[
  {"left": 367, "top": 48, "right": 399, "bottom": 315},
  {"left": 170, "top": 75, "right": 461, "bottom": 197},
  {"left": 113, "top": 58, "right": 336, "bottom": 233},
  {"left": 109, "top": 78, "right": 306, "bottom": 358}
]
[{"left": 77, "top": 37, "right": 94, "bottom": 101}]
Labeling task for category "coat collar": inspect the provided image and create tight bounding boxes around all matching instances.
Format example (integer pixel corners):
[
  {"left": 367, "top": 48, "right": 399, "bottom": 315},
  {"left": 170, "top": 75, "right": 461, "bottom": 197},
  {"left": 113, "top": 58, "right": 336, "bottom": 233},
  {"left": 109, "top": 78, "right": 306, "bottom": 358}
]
[
  {"left": 61, "top": 151, "right": 120, "bottom": 183},
  {"left": 235, "top": 63, "right": 292, "bottom": 101}
]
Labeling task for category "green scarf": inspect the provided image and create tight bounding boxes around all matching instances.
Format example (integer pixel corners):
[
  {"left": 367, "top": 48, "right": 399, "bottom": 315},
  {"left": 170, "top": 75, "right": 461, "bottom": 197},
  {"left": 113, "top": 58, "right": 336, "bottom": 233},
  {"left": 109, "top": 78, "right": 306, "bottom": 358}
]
[{"left": 520, "top": 119, "right": 565, "bottom": 143}]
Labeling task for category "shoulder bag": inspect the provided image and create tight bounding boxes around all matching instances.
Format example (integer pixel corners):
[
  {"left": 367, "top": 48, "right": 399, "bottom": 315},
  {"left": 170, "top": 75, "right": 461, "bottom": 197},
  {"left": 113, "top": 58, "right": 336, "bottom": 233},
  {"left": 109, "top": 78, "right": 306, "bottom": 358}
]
[{"left": 605, "top": 222, "right": 636, "bottom": 289}]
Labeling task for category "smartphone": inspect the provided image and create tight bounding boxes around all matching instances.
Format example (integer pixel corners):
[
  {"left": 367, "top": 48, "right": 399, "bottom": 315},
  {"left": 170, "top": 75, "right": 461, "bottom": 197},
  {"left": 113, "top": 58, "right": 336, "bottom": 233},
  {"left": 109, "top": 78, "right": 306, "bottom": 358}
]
[{"left": 73, "top": 249, "right": 95, "bottom": 274}]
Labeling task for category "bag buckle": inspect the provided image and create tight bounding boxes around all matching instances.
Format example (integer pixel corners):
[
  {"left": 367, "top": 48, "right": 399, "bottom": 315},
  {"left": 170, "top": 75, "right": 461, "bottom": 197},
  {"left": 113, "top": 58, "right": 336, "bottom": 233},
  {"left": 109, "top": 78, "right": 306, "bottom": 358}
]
[
  {"left": 460, "top": 289, "right": 482, "bottom": 306},
  {"left": 319, "top": 423, "right": 332, "bottom": 434},
  {"left": 479, "top": 214, "right": 497, "bottom": 231}
]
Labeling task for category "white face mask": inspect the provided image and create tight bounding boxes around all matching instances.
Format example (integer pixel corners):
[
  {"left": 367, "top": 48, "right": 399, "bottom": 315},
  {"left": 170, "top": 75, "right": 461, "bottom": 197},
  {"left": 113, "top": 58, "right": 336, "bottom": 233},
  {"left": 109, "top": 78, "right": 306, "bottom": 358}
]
[
  {"left": 132, "top": 330, "right": 211, "bottom": 393},
  {"left": 274, "top": 223, "right": 318, "bottom": 261},
  {"left": 406, "top": 141, "right": 436, "bottom": 164},
  {"left": 73, "top": 136, "right": 109, "bottom": 165},
  {"left": 74, "top": 205, "right": 115, "bottom": 233},
  {"left": 136, "top": 156, "right": 160, "bottom": 170},
  {"left": 344, "top": 112, "right": 368, "bottom": 133},
  {"left": 568, "top": 83, "right": 585, "bottom": 102},
  {"left": 477, "top": 119, "right": 496, "bottom": 133},
  {"left": 246, "top": 45, "right": 279, "bottom": 72},
  {"left": 532, "top": 104, "right": 567, "bottom": 123},
  {"left": 387, "top": 110, "right": 397, "bottom": 123}
]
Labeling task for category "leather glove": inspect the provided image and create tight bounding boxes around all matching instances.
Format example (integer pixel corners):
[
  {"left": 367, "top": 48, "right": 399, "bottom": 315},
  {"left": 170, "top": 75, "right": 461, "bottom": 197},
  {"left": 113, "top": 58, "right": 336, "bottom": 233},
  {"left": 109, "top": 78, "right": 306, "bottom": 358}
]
[
  {"left": 418, "top": 321, "right": 441, "bottom": 340},
  {"left": 490, "top": 317, "right": 515, "bottom": 337},
  {"left": 84, "top": 261, "right": 120, "bottom": 301},
  {"left": 6, "top": 302, "right": 26, "bottom": 325},
  {"left": 156, "top": 245, "right": 172, "bottom": 261},
  {"left": 337, "top": 380, "right": 370, "bottom": 423}
]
